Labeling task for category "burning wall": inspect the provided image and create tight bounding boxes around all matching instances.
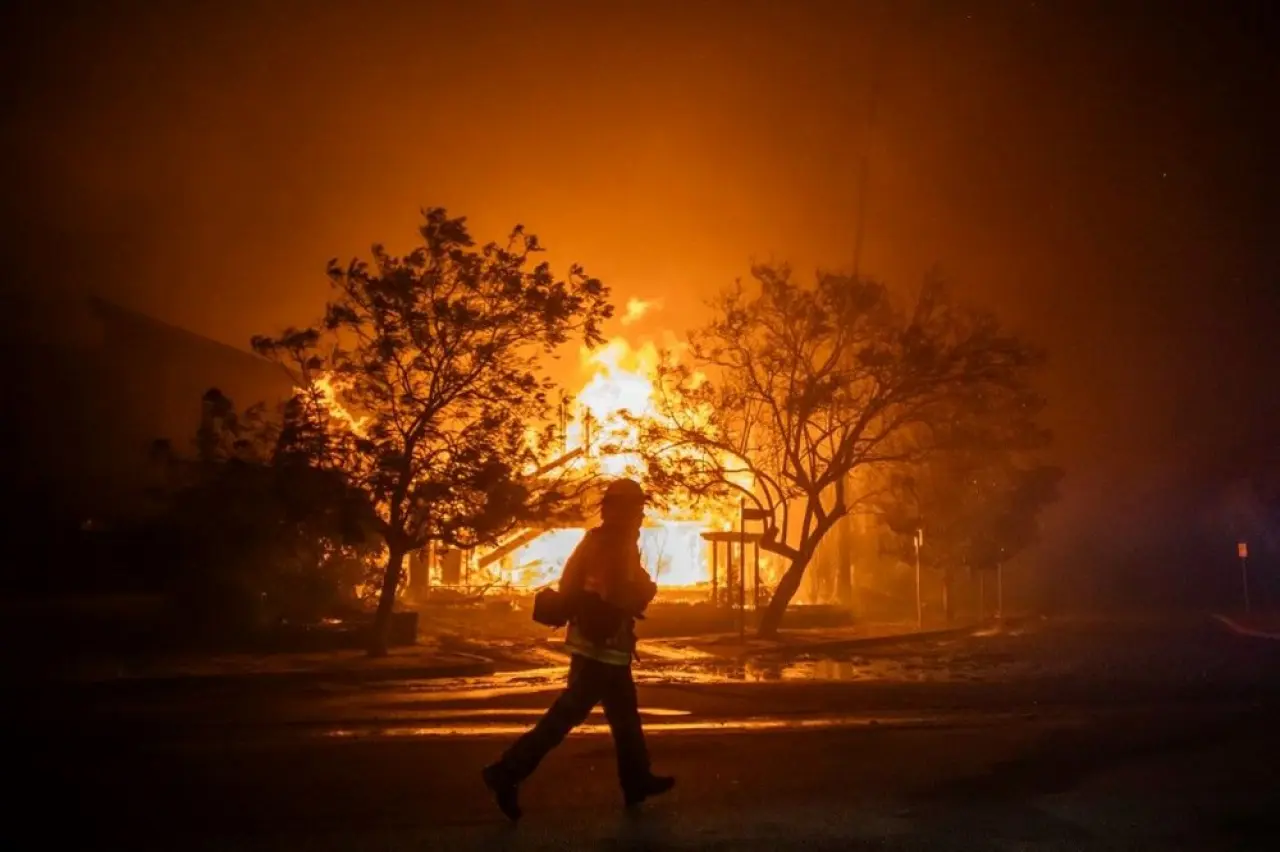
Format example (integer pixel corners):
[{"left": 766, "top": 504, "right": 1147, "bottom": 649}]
[
  {"left": 497, "top": 521, "right": 712, "bottom": 589},
  {"left": 479, "top": 335, "right": 700, "bottom": 588},
  {"left": 480, "top": 332, "right": 766, "bottom": 592}
]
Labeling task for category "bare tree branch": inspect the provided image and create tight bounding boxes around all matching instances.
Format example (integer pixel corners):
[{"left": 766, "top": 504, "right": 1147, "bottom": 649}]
[{"left": 634, "top": 265, "right": 1046, "bottom": 636}]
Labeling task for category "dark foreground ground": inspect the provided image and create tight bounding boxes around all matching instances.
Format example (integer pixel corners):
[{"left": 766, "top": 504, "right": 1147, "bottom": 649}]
[{"left": 20, "top": 615, "right": 1280, "bottom": 850}]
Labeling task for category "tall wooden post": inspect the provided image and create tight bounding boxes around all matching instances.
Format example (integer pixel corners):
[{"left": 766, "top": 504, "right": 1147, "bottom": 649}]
[
  {"left": 711, "top": 540, "right": 719, "bottom": 608},
  {"left": 738, "top": 504, "right": 747, "bottom": 644}
]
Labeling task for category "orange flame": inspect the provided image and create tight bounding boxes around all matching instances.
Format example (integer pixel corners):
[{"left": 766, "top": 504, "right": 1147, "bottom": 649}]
[
  {"left": 621, "top": 297, "right": 660, "bottom": 326},
  {"left": 311, "top": 373, "right": 367, "bottom": 435},
  {"left": 495, "top": 334, "right": 755, "bottom": 589}
]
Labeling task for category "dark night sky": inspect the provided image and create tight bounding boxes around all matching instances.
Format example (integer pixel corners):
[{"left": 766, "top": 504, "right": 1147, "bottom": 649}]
[{"left": 2, "top": 0, "right": 1277, "bottom": 607}]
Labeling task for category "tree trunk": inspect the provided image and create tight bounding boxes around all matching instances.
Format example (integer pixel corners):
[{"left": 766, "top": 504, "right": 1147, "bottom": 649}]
[
  {"left": 757, "top": 551, "right": 812, "bottom": 638},
  {"left": 369, "top": 545, "right": 407, "bottom": 657}
]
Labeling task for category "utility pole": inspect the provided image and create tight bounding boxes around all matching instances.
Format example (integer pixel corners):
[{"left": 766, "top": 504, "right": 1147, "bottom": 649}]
[
  {"left": 739, "top": 501, "right": 747, "bottom": 645},
  {"left": 557, "top": 394, "right": 565, "bottom": 448},
  {"left": 852, "top": 20, "right": 888, "bottom": 279},
  {"left": 851, "top": 78, "right": 879, "bottom": 278},
  {"left": 978, "top": 570, "right": 986, "bottom": 621},
  {"left": 836, "top": 509, "right": 852, "bottom": 607}
]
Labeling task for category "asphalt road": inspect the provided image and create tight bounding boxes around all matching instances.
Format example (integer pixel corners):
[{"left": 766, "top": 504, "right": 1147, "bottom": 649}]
[{"left": 24, "top": 615, "right": 1280, "bottom": 849}]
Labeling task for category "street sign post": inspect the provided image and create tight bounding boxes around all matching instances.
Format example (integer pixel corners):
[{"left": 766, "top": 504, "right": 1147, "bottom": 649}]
[
  {"left": 739, "top": 505, "right": 769, "bottom": 635},
  {"left": 913, "top": 529, "right": 923, "bottom": 629},
  {"left": 997, "top": 562, "right": 1004, "bottom": 620},
  {"left": 1238, "top": 541, "right": 1251, "bottom": 614}
]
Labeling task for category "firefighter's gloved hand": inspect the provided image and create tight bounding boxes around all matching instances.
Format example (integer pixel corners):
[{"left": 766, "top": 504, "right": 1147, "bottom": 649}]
[
  {"left": 637, "top": 576, "right": 658, "bottom": 611},
  {"left": 616, "top": 577, "right": 658, "bottom": 617}
]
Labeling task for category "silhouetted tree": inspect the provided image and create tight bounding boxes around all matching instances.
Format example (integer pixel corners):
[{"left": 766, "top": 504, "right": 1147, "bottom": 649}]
[
  {"left": 877, "top": 390, "right": 1061, "bottom": 620},
  {"left": 253, "top": 209, "right": 612, "bottom": 654},
  {"left": 158, "top": 390, "right": 380, "bottom": 642},
  {"left": 637, "top": 266, "right": 1045, "bottom": 636}
]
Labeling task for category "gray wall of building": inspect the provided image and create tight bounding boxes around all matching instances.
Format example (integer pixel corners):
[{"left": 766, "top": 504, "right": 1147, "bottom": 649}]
[{"left": 3, "top": 287, "right": 296, "bottom": 521}]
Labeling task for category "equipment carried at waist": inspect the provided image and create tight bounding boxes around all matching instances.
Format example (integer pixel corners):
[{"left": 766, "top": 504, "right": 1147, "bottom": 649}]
[{"left": 532, "top": 586, "right": 635, "bottom": 644}]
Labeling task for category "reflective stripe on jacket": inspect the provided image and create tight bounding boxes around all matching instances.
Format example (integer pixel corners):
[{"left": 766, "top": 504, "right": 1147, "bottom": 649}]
[{"left": 564, "top": 621, "right": 634, "bottom": 666}]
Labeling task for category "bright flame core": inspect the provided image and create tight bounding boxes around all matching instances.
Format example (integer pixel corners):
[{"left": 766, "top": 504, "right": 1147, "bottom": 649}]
[
  {"left": 621, "top": 297, "right": 660, "bottom": 326},
  {"left": 313, "top": 374, "right": 367, "bottom": 435},
  {"left": 495, "top": 334, "right": 750, "bottom": 590},
  {"left": 564, "top": 338, "right": 660, "bottom": 477},
  {"left": 502, "top": 520, "right": 711, "bottom": 589}
]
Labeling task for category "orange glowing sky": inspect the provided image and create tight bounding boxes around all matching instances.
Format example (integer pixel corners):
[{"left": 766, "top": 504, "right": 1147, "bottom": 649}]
[{"left": 3, "top": 0, "right": 1277, "bottom": 606}]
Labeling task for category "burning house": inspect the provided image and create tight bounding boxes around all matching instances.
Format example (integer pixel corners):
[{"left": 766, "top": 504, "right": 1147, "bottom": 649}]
[{"left": 414, "top": 336, "right": 781, "bottom": 603}]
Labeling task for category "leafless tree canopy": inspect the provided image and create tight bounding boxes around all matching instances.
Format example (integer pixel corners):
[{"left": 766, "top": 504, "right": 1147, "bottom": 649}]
[{"left": 636, "top": 264, "right": 1046, "bottom": 633}]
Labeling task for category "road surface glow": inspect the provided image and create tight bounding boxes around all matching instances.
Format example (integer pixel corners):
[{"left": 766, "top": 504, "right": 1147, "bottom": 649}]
[
  {"left": 318, "top": 713, "right": 993, "bottom": 739},
  {"left": 366, "top": 707, "right": 693, "bottom": 719}
]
